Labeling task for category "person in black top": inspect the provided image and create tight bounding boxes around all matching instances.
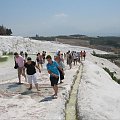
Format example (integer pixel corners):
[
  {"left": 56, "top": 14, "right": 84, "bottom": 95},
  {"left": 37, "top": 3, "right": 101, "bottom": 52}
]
[
  {"left": 24, "top": 57, "right": 41, "bottom": 91},
  {"left": 25, "top": 52, "right": 28, "bottom": 60}
]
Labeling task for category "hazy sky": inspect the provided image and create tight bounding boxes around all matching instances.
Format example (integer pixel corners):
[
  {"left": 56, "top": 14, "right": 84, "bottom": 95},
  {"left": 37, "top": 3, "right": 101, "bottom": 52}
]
[{"left": 0, "top": 0, "right": 120, "bottom": 36}]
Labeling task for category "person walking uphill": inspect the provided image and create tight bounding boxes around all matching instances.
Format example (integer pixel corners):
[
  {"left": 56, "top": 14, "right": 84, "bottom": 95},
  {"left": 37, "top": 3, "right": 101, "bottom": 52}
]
[
  {"left": 24, "top": 57, "right": 41, "bottom": 91},
  {"left": 14, "top": 52, "right": 26, "bottom": 84},
  {"left": 83, "top": 50, "right": 86, "bottom": 60},
  {"left": 46, "top": 55, "right": 64, "bottom": 99},
  {"left": 54, "top": 54, "right": 65, "bottom": 83}
]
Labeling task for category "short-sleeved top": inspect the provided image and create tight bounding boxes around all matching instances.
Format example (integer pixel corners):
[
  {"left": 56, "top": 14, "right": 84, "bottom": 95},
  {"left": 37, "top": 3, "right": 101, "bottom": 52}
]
[
  {"left": 15, "top": 55, "right": 25, "bottom": 67},
  {"left": 73, "top": 53, "right": 77, "bottom": 59},
  {"left": 24, "top": 61, "right": 36, "bottom": 75},
  {"left": 46, "top": 61, "right": 59, "bottom": 77},
  {"left": 59, "top": 61, "right": 65, "bottom": 69}
]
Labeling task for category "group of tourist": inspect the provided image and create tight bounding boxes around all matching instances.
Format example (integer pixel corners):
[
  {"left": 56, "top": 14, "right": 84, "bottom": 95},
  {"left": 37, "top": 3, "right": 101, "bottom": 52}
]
[
  {"left": 14, "top": 50, "right": 86, "bottom": 99},
  {"left": 66, "top": 50, "right": 86, "bottom": 69},
  {"left": 36, "top": 51, "right": 46, "bottom": 68}
]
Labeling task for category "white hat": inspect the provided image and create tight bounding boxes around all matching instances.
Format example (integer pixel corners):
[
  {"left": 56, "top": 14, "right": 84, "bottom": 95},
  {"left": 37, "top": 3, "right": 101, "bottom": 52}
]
[
  {"left": 54, "top": 52, "right": 58, "bottom": 57},
  {"left": 57, "top": 49, "right": 60, "bottom": 52}
]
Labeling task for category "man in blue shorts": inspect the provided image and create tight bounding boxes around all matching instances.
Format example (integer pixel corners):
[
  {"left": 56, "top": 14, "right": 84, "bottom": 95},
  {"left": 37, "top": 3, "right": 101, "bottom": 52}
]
[{"left": 46, "top": 55, "right": 64, "bottom": 99}]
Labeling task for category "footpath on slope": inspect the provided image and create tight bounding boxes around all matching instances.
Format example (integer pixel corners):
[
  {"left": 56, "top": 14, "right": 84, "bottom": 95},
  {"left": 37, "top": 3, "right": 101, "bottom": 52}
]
[
  {"left": 65, "top": 64, "right": 83, "bottom": 120},
  {"left": 0, "top": 63, "right": 82, "bottom": 120}
]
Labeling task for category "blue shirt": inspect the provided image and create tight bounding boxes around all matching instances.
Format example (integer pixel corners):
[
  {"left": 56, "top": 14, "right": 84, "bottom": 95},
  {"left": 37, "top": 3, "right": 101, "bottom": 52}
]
[{"left": 46, "top": 61, "right": 60, "bottom": 76}]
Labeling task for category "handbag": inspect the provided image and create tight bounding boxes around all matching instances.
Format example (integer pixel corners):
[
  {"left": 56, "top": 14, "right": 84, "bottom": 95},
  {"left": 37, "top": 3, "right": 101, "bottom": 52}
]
[{"left": 14, "top": 62, "right": 18, "bottom": 69}]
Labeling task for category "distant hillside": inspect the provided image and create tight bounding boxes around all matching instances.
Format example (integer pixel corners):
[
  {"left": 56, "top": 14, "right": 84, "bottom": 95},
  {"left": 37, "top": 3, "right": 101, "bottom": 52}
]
[
  {"left": 90, "top": 36, "right": 120, "bottom": 48},
  {"left": 30, "top": 34, "right": 89, "bottom": 41},
  {"left": 30, "top": 35, "right": 120, "bottom": 51}
]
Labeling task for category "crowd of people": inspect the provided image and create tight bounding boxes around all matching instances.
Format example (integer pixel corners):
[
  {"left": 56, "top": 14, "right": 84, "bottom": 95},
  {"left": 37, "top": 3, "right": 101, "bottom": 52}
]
[
  {"left": 14, "top": 50, "right": 86, "bottom": 99},
  {"left": 66, "top": 50, "right": 86, "bottom": 69}
]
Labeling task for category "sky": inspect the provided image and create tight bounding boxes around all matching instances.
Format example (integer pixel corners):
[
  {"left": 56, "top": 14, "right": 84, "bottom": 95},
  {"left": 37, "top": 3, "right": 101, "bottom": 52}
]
[{"left": 0, "top": 0, "right": 120, "bottom": 37}]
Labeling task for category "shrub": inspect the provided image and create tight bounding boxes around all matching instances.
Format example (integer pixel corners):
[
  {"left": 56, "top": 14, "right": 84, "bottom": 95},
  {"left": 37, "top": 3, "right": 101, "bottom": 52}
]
[
  {"left": 2, "top": 51, "right": 7, "bottom": 55},
  {"left": 92, "top": 50, "right": 96, "bottom": 55},
  {"left": 8, "top": 52, "right": 14, "bottom": 55},
  {"left": 103, "top": 67, "right": 120, "bottom": 84}
]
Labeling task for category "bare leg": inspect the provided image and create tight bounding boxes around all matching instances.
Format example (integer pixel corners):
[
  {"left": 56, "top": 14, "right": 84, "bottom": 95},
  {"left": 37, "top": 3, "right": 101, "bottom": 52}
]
[
  {"left": 35, "top": 83, "right": 39, "bottom": 91},
  {"left": 69, "top": 63, "right": 72, "bottom": 69},
  {"left": 37, "top": 63, "right": 40, "bottom": 69},
  {"left": 29, "top": 84, "right": 32, "bottom": 90},
  {"left": 22, "top": 68, "right": 27, "bottom": 81},
  {"left": 53, "top": 85, "right": 58, "bottom": 96},
  {"left": 41, "top": 64, "right": 43, "bottom": 68},
  {"left": 74, "top": 60, "right": 75, "bottom": 65},
  {"left": 18, "top": 68, "right": 22, "bottom": 83},
  {"left": 75, "top": 60, "right": 77, "bottom": 65},
  {"left": 81, "top": 57, "right": 82, "bottom": 61},
  {"left": 18, "top": 74, "right": 21, "bottom": 83}
]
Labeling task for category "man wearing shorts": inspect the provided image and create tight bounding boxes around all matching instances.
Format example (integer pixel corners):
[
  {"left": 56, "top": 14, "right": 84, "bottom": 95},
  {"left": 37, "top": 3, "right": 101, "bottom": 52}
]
[
  {"left": 24, "top": 57, "right": 41, "bottom": 91},
  {"left": 14, "top": 52, "right": 26, "bottom": 84},
  {"left": 46, "top": 55, "right": 64, "bottom": 99}
]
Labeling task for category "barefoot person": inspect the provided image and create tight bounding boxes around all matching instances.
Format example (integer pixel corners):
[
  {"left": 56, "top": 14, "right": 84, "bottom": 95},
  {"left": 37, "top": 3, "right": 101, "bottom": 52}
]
[
  {"left": 83, "top": 50, "right": 86, "bottom": 60},
  {"left": 67, "top": 51, "right": 72, "bottom": 69},
  {"left": 73, "top": 51, "right": 78, "bottom": 65},
  {"left": 24, "top": 57, "right": 41, "bottom": 91},
  {"left": 14, "top": 52, "right": 26, "bottom": 84},
  {"left": 36, "top": 53, "right": 40, "bottom": 68},
  {"left": 80, "top": 51, "right": 83, "bottom": 61},
  {"left": 46, "top": 55, "right": 64, "bottom": 99},
  {"left": 36, "top": 53, "right": 43, "bottom": 69}
]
